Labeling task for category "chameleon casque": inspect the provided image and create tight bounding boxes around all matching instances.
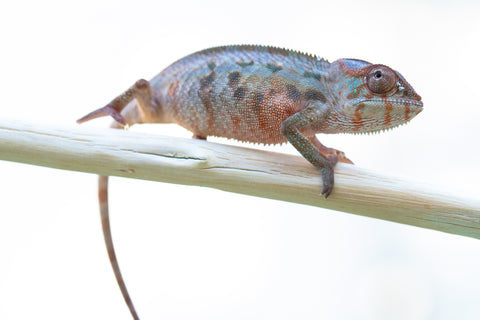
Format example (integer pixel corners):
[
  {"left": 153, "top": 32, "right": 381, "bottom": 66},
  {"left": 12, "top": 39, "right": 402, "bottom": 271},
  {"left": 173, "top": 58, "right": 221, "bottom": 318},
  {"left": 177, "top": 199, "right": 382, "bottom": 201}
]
[{"left": 77, "top": 45, "right": 423, "bottom": 319}]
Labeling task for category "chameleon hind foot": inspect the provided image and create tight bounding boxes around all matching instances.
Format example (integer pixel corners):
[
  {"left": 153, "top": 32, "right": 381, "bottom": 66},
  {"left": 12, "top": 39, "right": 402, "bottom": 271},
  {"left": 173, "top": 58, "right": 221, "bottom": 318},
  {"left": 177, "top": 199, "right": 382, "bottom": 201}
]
[{"left": 77, "top": 79, "right": 155, "bottom": 126}]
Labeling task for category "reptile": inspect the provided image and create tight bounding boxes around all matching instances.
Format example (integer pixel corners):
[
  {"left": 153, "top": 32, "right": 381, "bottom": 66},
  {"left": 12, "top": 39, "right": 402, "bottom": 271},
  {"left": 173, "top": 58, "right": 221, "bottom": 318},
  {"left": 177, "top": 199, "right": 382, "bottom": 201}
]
[{"left": 77, "top": 45, "right": 423, "bottom": 319}]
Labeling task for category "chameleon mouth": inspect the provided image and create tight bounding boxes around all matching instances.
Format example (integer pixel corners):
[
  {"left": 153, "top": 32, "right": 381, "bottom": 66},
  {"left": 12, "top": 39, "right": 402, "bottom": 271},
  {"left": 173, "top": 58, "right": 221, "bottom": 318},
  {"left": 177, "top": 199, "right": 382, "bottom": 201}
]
[
  {"left": 359, "top": 97, "right": 423, "bottom": 117},
  {"left": 393, "top": 98, "right": 423, "bottom": 114},
  {"left": 347, "top": 98, "right": 423, "bottom": 135},
  {"left": 392, "top": 98, "right": 423, "bottom": 109},
  {"left": 361, "top": 97, "right": 423, "bottom": 109}
]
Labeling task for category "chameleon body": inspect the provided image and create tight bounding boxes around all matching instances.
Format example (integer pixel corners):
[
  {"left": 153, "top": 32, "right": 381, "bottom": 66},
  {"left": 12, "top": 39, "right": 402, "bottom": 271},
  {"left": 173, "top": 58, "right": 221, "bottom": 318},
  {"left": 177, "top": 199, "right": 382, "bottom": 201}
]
[{"left": 77, "top": 45, "right": 423, "bottom": 319}]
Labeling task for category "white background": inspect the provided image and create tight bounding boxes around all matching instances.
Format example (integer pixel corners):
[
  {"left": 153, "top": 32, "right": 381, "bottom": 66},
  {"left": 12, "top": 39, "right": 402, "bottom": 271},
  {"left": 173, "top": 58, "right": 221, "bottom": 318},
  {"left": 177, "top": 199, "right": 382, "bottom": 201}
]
[{"left": 1, "top": 0, "right": 480, "bottom": 319}]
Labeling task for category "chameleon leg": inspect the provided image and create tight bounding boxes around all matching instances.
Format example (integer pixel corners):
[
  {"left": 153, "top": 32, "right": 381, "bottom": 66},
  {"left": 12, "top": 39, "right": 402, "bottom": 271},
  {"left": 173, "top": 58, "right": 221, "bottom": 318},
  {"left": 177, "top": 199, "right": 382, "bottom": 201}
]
[
  {"left": 280, "top": 106, "right": 337, "bottom": 198},
  {"left": 77, "top": 79, "right": 159, "bottom": 126},
  {"left": 309, "top": 136, "right": 354, "bottom": 164}
]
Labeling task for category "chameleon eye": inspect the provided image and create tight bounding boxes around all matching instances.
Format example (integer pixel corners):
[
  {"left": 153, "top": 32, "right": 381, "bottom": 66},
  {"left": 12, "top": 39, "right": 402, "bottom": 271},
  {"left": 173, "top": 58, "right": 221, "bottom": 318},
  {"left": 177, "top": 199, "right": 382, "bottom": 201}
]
[{"left": 366, "top": 65, "right": 397, "bottom": 95}]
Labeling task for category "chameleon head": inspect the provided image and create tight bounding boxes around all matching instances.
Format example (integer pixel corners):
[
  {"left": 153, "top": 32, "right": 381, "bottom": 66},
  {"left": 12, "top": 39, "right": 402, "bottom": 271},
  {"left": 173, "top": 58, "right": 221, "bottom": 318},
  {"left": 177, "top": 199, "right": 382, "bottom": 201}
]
[{"left": 329, "top": 59, "right": 423, "bottom": 134}]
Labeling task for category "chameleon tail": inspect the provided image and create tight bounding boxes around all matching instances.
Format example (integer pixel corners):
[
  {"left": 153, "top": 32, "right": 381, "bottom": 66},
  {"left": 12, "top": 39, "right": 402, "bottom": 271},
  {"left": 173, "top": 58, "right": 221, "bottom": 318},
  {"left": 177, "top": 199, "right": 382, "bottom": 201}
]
[{"left": 98, "top": 175, "right": 140, "bottom": 320}]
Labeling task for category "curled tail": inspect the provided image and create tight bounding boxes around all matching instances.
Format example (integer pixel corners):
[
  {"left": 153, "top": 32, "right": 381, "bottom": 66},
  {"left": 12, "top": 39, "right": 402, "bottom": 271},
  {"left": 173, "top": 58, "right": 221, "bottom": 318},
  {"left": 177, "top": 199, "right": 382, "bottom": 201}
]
[{"left": 98, "top": 175, "right": 140, "bottom": 320}]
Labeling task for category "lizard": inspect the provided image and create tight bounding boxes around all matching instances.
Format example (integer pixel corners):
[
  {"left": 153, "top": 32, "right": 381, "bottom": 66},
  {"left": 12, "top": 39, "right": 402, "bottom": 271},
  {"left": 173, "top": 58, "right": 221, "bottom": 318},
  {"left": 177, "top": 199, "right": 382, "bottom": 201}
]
[{"left": 77, "top": 45, "right": 423, "bottom": 319}]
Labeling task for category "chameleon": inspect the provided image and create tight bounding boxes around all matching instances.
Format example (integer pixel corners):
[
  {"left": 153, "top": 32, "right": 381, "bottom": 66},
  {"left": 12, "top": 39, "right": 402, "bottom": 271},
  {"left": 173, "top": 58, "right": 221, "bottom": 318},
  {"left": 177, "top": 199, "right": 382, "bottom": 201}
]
[{"left": 77, "top": 45, "right": 423, "bottom": 319}]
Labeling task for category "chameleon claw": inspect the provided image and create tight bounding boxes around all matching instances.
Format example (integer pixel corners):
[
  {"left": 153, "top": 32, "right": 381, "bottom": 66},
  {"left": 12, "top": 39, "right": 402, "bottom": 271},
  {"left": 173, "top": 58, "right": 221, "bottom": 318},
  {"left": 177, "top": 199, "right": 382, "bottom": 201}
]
[
  {"left": 321, "top": 185, "right": 332, "bottom": 198},
  {"left": 106, "top": 106, "right": 128, "bottom": 126},
  {"left": 320, "top": 163, "right": 335, "bottom": 198},
  {"left": 336, "top": 152, "right": 354, "bottom": 165}
]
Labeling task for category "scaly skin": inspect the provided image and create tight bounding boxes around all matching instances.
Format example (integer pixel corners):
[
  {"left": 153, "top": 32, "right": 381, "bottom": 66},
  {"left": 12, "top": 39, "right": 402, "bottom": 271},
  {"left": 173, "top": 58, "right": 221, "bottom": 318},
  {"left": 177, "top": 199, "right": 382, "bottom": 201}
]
[{"left": 77, "top": 45, "right": 423, "bottom": 319}]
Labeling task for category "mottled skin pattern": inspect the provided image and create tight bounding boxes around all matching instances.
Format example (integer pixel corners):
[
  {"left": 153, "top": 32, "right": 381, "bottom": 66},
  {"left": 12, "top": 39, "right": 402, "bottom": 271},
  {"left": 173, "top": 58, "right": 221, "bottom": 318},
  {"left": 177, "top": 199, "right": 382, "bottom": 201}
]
[{"left": 77, "top": 45, "right": 423, "bottom": 319}]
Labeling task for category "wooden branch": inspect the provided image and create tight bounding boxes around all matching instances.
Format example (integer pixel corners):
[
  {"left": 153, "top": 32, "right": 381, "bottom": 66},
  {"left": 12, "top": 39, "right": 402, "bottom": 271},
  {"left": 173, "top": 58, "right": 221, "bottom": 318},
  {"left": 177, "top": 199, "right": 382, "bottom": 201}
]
[{"left": 1, "top": 119, "right": 479, "bottom": 239}]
